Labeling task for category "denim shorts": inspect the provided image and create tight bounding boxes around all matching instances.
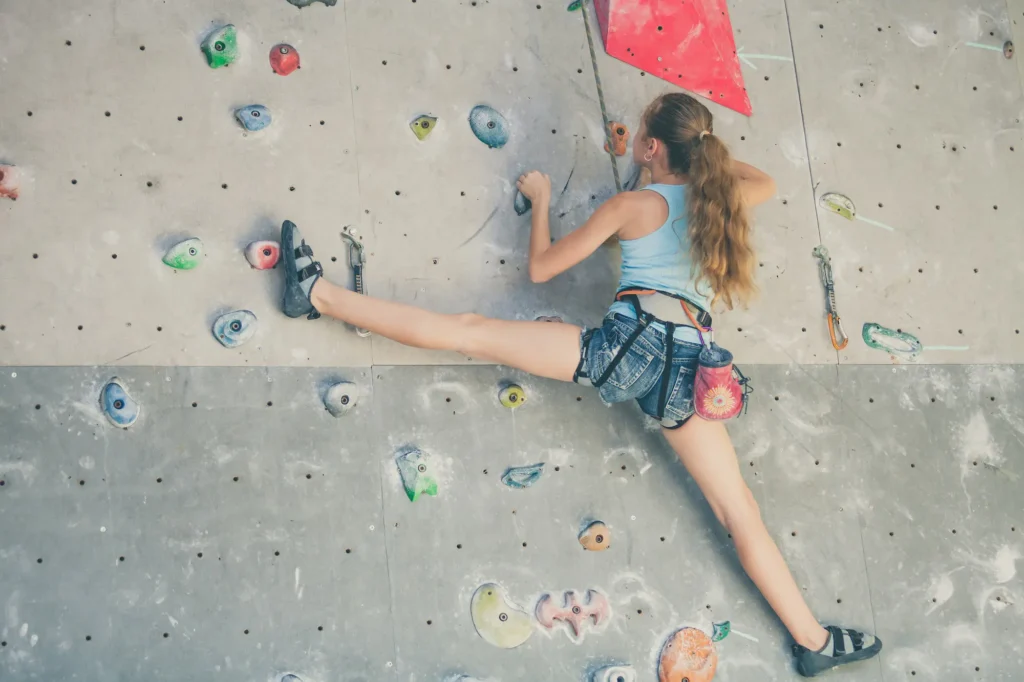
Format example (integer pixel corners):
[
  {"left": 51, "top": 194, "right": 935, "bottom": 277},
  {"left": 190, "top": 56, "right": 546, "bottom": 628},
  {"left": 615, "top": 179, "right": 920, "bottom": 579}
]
[{"left": 573, "top": 313, "right": 704, "bottom": 428}]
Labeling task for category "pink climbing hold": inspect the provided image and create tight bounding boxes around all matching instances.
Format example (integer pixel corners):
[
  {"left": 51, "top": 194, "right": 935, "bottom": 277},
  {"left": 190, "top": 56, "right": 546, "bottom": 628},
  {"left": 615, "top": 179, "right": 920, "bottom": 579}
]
[
  {"left": 0, "top": 165, "right": 20, "bottom": 200},
  {"left": 535, "top": 589, "right": 610, "bottom": 638},
  {"left": 270, "top": 44, "right": 300, "bottom": 75},
  {"left": 593, "top": 0, "right": 752, "bottom": 116},
  {"left": 245, "top": 240, "right": 281, "bottom": 270}
]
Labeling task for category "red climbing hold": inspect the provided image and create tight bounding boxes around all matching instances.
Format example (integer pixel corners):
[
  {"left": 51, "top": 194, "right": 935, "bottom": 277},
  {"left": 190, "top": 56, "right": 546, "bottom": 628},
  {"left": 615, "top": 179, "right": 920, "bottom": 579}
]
[
  {"left": 270, "top": 44, "right": 300, "bottom": 75},
  {"left": 0, "top": 165, "right": 20, "bottom": 200},
  {"left": 593, "top": 0, "right": 752, "bottom": 116}
]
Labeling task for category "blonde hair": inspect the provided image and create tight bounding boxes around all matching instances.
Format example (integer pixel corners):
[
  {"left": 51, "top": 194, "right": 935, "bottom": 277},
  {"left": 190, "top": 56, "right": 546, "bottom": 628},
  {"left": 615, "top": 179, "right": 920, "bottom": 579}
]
[{"left": 641, "top": 93, "right": 756, "bottom": 310}]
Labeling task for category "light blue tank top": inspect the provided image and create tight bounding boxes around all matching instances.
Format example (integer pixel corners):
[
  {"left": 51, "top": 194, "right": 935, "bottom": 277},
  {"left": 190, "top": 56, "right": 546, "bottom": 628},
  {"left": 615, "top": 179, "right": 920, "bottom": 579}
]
[{"left": 608, "top": 183, "right": 713, "bottom": 321}]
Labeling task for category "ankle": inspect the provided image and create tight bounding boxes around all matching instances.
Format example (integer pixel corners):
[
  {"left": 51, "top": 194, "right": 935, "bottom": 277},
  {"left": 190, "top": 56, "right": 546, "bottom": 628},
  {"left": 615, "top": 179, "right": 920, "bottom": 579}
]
[
  {"left": 796, "top": 625, "right": 829, "bottom": 651},
  {"left": 309, "top": 277, "right": 327, "bottom": 310}
]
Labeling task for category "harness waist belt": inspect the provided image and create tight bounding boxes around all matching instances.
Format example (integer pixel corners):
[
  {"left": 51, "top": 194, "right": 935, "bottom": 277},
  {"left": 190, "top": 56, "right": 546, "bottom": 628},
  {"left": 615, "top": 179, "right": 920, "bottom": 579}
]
[{"left": 616, "top": 289, "right": 712, "bottom": 328}]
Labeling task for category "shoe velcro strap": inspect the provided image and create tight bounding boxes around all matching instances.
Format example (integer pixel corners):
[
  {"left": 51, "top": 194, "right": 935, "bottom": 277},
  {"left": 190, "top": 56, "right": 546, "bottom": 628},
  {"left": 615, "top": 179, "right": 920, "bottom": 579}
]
[
  {"left": 295, "top": 244, "right": 314, "bottom": 259},
  {"left": 829, "top": 626, "right": 846, "bottom": 656},
  {"left": 297, "top": 262, "right": 322, "bottom": 282},
  {"left": 849, "top": 630, "right": 863, "bottom": 651}
]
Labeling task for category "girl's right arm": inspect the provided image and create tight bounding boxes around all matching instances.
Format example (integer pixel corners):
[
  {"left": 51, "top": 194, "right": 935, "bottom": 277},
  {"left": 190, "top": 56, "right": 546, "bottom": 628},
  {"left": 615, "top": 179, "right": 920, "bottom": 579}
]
[{"left": 731, "top": 160, "right": 777, "bottom": 207}]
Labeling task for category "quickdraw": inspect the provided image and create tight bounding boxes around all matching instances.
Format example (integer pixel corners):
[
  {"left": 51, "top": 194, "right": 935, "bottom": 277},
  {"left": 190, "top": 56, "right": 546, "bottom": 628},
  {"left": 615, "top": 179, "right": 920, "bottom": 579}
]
[
  {"left": 812, "top": 245, "right": 849, "bottom": 351},
  {"left": 341, "top": 226, "right": 370, "bottom": 338}
]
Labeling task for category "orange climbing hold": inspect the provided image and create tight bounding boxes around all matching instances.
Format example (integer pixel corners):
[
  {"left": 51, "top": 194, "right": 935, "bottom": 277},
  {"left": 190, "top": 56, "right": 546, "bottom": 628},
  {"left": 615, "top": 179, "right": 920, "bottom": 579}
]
[
  {"left": 270, "top": 44, "right": 300, "bottom": 75},
  {"left": 658, "top": 626, "right": 718, "bottom": 682},
  {"left": 604, "top": 122, "right": 629, "bottom": 156},
  {"left": 0, "top": 165, "right": 20, "bottom": 200},
  {"left": 593, "top": 0, "right": 752, "bottom": 116}
]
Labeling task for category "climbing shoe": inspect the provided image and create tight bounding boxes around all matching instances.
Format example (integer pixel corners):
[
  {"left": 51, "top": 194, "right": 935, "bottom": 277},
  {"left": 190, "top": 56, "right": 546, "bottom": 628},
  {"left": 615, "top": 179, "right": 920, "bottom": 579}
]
[
  {"left": 281, "top": 220, "right": 322, "bottom": 320},
  {"left": 793, "top": 625, "right": 882, "bottom": 677}
]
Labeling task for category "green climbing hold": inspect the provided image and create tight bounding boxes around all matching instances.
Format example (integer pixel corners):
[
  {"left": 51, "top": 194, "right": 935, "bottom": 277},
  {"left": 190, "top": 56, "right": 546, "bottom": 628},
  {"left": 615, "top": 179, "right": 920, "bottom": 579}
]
[
  {"left": 819, "top": 192, "right": 856, "bottom": 220},
  {"left": 162, "top": 238, "right": 204, "bottom": 270},
  {"left": 410, "top": 115, "right": 438, "bottom": 141},
  {"left": 567, "top": 0, "right": 582, "bottom": 10},
  {"left": 862, "top": 323, "right": 922, "bottom": 359},
  {"left": 396, "top": 448, "right": 438, "bottom": 502},
  {"left": 202, "top": 25, "right": 238, "bottom": 69},
  {"left": 712, "top": 620, "right": 731, "bottom": 642}
]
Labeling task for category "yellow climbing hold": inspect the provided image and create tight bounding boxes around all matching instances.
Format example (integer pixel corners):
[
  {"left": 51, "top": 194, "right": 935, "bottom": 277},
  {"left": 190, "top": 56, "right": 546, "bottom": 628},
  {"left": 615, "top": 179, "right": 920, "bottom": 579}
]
[
  {"left": 410, "top": 115, "right": 438, "bottom": 141},
  {"left": 498, "top": 384, "right": 526, "bottom": 409},
  {"left": 470, "top": 583, "right": 534, "bottom": 649}
]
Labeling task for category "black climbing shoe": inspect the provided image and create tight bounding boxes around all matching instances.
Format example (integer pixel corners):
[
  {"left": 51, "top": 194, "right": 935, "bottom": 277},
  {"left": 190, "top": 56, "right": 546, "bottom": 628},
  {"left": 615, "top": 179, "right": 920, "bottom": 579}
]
[
  {"left": 793, "top": 626, "right": 882, "bottom": 677},
  {"left": 281, "top": 220, "right": 322, "bottom": 320}
]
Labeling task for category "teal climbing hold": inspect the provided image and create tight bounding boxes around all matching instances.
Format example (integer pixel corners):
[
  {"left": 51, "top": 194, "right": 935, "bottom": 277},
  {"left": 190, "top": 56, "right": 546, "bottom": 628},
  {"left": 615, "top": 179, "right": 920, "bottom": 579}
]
[
  {"left": 468, "top": 105, "right": 510, "bottom": 149},
  {"left": 212, "top": 310, "right": 258, "bottom": 348},
  {"left": 201, "top": 25, "right": 238, "bottom": 69},
  {"left": 567, "top": 0, "right": 583, "bottom": 10},
  {"left": 862, "top": 323, "right": 922, "bottom": 359},
  {"left": 101, "top": 377, "right": 140, "bottom": 429},
  {"left": 501, "top": 463, "right": 544, "bottom": 489},
  {"left": 236, "top": 105, "right": 271, "bottom": 132},
  {"left": 162, "top": 238, "right": 204, "bottom": 270},
  {"left": 396, "top": 449, "right": 438, "bottom": 501},
  {"left": 712, "top": 620, "right": 731, "bottom": 642}
]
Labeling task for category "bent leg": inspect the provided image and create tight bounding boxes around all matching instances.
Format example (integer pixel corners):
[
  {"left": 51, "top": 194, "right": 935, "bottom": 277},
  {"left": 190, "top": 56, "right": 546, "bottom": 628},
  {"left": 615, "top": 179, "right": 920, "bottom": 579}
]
[
  {"left": 310, "top": 278, "right": 582, "bottom": 382},
  {"left": 661, "top": 417, "right": 829, "bottom": 651}
]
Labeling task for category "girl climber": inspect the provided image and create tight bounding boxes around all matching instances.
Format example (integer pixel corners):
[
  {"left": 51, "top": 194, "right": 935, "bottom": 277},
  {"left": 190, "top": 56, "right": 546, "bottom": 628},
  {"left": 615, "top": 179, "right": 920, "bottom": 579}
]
[{"left": 278, "top": 92, "right": 881, "bottom": 678}]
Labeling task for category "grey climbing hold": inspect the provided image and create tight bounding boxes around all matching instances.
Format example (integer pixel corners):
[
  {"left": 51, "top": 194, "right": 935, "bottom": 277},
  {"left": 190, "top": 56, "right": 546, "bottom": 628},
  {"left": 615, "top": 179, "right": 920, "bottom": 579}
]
[
  {"left": 287, "top": 0, "right": 337, "bottom": 6},
  {"left": 280, "top": 675, "right": 303, "bottom": 682},
  {"left": 236, "top": 105, "right": 272, "bottom": 132},
  {"left": 324, "top": 381, "right": 357, "bottom": 417},
  {"left": 100, "top": 377, "right": 140, "bottom": 429},
  {"left": 212, "top": 310, "right": 257, "bottom": 348},
  {"left": 1005, "top": 40, "right": 1015, "bottom": 59},
  {"left": 468, "top": 105, "right": 510, "bottom": 149},
  {"left": 514, "top": 190, "right": 531, "bottom": 216},
  {"left": 501, "top": 463, "right": 544, "bottom": 489}
]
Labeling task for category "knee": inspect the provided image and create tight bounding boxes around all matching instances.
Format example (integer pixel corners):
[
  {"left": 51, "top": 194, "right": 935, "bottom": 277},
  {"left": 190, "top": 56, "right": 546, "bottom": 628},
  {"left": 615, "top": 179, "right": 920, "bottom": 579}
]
[
  {"left": 712, "top": 485, "right": 761, "bottom": 535},
  {"left": 453, "top": 313, "right": 489, "bottom": 356}
]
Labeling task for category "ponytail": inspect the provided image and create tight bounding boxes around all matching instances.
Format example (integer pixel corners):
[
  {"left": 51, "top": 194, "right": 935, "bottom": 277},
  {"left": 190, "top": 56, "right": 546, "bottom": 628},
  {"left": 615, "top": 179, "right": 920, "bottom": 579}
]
[
  {"left": 686, "top": 132, "right": 756, "bottom": 310},
  {"left": 641, "top": 94, "right": 757, "bottom": 310}
]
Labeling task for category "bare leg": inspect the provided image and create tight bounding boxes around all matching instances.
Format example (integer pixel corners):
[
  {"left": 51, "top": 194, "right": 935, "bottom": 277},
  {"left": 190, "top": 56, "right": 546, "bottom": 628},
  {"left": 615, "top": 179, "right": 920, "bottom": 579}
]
[
  {"left": 310, "top": 278, "right": 582, "bottom": 382},
  {"left": 662, "top": 417, "right": 829, "bottom": 650}
]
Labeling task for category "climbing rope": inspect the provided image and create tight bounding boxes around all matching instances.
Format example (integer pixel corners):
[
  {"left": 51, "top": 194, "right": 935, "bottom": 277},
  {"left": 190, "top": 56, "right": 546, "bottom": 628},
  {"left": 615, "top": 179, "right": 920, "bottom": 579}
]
[
  {"left": 579, "top": 0, "right": 623, "bottom": 193},
  {"left": 812, "top": 245, "right": 848, "bottom": 351}
]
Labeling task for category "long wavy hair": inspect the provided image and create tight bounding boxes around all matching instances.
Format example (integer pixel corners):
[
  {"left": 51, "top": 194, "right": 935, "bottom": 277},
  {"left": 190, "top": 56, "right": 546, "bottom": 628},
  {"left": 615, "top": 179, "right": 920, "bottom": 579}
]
[{"left": 641, "top": 93, "right": 756, "bottom": 310}]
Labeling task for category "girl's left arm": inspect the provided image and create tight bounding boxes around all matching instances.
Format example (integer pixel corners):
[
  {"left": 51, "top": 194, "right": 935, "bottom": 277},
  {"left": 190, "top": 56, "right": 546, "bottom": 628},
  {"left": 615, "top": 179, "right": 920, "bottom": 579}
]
[{"left": 520, "top": 172, "right": 629, "bottom": 283}]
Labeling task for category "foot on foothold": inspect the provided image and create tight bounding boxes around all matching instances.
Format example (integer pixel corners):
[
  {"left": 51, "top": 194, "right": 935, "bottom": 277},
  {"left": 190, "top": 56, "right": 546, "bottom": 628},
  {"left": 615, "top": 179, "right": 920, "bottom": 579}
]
[
  {"left": 281, "top": 220, "right": 322, "bottom": 320},
  {"left": 793, "top": 626, "right": 882, "bottom": 677}
]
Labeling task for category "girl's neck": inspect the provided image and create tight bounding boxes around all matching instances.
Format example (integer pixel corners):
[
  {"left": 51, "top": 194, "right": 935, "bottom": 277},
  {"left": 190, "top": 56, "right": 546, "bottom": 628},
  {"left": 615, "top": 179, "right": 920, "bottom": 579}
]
[{"left": 648, "top": 165, "right": 688, "bottom": 186}]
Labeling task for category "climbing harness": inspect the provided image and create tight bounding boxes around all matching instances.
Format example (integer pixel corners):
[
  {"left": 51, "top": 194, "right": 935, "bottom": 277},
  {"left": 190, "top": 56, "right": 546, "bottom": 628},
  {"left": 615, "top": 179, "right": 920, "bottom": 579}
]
[
  {"left": 584, "top": 290, "right": 749, "bottom": 423},
  {"left": 812, "top": 245, "right": 849, "bottom": 351},
  {"left": 341, "top": 227, "right": 370, "bottom": 337},
  {"left": 579, "top": 0, "right": 623, "bottom": 193}
]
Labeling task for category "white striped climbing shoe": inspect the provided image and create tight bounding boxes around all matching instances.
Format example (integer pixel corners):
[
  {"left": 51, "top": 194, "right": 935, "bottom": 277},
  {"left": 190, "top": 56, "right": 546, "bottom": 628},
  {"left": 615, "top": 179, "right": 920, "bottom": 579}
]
[{"left": 793, "top": 625, "right": 882, "bottom": 677}]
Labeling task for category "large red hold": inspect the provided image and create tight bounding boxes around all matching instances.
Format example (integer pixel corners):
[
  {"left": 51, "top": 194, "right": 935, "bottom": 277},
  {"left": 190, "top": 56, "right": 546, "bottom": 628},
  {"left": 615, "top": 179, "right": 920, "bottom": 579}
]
[
  {"left": 593, "top": 0, "right": 751, "bottom": 116},
  {"left": 270, "top": 44, "right": 300, "bottom": 75}
]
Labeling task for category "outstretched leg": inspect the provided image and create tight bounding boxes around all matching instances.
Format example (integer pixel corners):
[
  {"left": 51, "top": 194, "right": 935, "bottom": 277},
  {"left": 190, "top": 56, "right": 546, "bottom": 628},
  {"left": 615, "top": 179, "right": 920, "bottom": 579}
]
[
  {"left": 310, "top": 278, "right": 582, "bottom": 381},
  {"left": 280, "top": 219, "right": 582, "bottom": 381},
  {"left": 662, "top": 418, "right": 881, "bottom": 676},
  {"left": 662, "top": 418, "right": 827, "bottom": 648}
]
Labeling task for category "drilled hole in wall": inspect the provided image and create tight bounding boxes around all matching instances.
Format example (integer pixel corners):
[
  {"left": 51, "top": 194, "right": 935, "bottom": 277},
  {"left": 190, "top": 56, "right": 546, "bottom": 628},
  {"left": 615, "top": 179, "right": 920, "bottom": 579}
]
[
  {"left": 222, "top": 184, "right": 228, "bottom": 189},
  {"left": 105, "top": 111, "right": 111, "bottom": 117},
  {"left": 71, "top": 179, "right": 77, "bottom": 185}
]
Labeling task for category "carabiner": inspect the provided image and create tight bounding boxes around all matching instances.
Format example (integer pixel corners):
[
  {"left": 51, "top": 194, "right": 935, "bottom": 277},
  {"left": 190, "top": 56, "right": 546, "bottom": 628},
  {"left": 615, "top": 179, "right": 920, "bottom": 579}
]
[{"left": 341, "top": 227, "right": 370, "bottom": 337}]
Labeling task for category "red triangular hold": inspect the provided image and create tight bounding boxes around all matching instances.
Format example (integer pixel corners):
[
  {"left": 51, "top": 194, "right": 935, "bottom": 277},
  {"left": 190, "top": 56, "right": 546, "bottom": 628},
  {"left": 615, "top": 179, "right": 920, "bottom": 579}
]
[{"left": 593, "top": 0, "right": 752, "bottom": 116}]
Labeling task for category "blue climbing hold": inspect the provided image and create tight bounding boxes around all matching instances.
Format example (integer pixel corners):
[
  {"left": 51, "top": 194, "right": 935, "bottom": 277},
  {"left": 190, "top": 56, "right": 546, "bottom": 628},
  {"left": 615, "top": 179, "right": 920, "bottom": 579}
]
[
  {"left": 514, "top": 190, "right": 532, "bottom": 216},
  {"left": 235, "top": 105, "right": 272, "bottom": 132},
  {"left": 501, "top": 463, "right": 545, "bottom": 489},
  {"left": 468, "top": 105, "right": 510, "bottom": 149},
  {"left": 100, "top": 377, "right": 140, "bottom": 429},
  {"left": 212, "top": 310, "right": 258, "bottom": 348}
]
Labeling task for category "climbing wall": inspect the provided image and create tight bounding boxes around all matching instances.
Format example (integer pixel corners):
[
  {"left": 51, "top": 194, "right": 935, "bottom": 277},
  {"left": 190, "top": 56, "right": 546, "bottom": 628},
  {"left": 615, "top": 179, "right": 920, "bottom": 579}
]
[{"left": 1, "top": 0, "right": 1023, "bottom": 681}]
